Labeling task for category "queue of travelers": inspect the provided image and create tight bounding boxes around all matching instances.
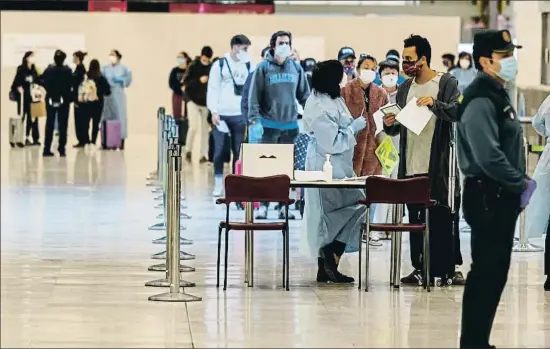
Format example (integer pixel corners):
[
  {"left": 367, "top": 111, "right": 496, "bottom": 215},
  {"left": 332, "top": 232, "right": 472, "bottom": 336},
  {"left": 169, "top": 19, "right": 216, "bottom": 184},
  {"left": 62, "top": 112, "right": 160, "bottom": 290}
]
[
  {"left": 165, "top": 31, "right": 546, "bottom": 293},
  {"left": 9, "top": 48, "right": 132, "bottom": 156}
]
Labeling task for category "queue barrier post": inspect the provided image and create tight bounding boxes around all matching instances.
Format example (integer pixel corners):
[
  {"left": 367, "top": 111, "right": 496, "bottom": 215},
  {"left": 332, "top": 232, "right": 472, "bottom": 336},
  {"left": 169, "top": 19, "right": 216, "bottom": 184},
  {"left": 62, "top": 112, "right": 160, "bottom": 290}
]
[
  {"left": 148, "top": 141, "right": 202, "bottom": 302},
  {"left": 148, "top": 117, "right": 194, "bottom": 272},
  {"left": 146, "top": 108, "right": 165, "bottom": 185}
]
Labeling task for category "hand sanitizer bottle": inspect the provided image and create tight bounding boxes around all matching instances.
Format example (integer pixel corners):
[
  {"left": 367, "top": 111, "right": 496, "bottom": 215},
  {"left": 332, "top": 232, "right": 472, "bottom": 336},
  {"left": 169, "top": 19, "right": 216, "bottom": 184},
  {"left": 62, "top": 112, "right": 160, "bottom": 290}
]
[{"left": 323, "top": 154, "right": 333, "bottom": 182}]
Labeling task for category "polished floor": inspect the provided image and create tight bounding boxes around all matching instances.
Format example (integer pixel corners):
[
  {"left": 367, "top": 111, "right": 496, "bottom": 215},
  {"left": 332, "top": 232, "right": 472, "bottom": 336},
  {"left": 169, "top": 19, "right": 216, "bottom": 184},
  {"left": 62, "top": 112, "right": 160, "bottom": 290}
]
[{"left": 1, "top": 135, "right": 549, "bottom": 348}]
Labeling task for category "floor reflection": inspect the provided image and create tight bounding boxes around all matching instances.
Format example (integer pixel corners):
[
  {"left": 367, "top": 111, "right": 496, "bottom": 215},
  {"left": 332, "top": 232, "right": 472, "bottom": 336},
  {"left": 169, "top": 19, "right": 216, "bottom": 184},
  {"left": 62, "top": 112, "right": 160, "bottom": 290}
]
[{"left": 1, "top": 140, "right": 548, "bottom": 348}]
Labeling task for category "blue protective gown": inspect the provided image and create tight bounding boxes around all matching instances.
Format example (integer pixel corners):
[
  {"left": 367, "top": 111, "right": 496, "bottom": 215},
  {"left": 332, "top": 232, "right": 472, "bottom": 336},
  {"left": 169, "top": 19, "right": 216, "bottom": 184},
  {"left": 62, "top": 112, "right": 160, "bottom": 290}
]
[
  {"left": 101, "top": 63, "right": 132, "bottom": 139},
  {"left": 526, "top": 95, "right": 550, "bottom": 238},
  {"left": 299, "top": 93, "right": 366, "bottom": 258}
]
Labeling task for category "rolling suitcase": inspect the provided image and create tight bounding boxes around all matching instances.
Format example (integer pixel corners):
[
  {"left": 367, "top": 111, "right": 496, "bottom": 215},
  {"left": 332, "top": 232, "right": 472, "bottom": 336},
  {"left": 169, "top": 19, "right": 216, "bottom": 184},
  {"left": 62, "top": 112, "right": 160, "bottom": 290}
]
[
  {"left": 9, "top": 95, "right": 24, "bottom": 147},
  {"left": 427, "top": 124, "right": 459, "bottom": 286},
  {"left": 101, "top": 120, "right": 122, "bottom": 149}
]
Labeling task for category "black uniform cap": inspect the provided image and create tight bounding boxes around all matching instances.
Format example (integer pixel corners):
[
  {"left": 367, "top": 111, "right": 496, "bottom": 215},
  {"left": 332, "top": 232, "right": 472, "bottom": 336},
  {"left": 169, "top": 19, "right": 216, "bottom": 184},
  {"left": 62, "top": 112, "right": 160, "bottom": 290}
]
[{"left": 473, "top": 29, "right": 522, "bottom": 57}]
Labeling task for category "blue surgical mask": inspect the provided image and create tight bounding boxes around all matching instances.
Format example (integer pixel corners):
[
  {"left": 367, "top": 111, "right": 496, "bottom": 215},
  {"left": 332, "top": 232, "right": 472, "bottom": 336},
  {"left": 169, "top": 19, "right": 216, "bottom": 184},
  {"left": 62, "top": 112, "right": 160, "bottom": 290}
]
[
  {"left": 177, "top": 57, "right": 185, "bottom": 65},
  {"left": 496, "top": 56, "right": 518, "bottom": 82},
  {"left": 274, "top": 44, "right": 291, "bottom": 59}
]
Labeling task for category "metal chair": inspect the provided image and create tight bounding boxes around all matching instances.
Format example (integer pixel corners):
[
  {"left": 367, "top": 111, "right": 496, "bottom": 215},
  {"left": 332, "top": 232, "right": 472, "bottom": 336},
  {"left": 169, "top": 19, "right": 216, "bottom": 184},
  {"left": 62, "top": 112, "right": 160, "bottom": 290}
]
[
  {"left": 358, "top": 176, "right": 432, "bottom": 292},
  {"left": 215, "top": 174, "right": 295, "bottom": 291}
]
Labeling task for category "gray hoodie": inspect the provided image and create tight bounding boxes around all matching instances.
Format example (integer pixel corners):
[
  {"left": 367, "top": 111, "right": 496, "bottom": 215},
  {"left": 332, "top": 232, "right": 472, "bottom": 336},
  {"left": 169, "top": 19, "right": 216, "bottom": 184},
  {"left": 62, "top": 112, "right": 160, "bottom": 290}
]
[{"left": 247, "top": 51, "right": 310, "bottom": 129}]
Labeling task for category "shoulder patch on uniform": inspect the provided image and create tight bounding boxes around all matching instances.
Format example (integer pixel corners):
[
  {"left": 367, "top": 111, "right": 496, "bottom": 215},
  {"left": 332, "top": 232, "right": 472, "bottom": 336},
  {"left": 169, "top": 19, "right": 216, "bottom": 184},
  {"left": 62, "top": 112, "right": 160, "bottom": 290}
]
[{"left": 458, "top": 95, "right": 464, "bottom": 103}]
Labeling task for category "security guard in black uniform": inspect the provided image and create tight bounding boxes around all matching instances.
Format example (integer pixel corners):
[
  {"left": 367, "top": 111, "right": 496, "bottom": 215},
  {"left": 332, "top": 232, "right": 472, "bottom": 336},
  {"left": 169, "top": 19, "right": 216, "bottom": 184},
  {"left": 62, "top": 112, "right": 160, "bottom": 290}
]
[{"left": 456, "top": 29, "right": 537, "bottom": 348}]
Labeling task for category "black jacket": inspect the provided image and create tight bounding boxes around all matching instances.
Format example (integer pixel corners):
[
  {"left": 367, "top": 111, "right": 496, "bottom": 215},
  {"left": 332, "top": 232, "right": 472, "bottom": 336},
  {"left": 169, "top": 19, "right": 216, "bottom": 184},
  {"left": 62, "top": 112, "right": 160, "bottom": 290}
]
[
  {"left": 384, "top": 72, "right": 461, "bottom": 206},
  {"left": 169, "top": 66, "right": 186, "bottom": 96},
  {"left": 183, "top": 58, "right": 211, "bottom": 106},
  {"left": 11, "top": 64, "right": 40, "bottom": 112},
  {"left": 42, "top": 64, "right": 73, "bottom": 105},
  {"left": 72, "top": 63, "right": 87, "bottom": 103}
]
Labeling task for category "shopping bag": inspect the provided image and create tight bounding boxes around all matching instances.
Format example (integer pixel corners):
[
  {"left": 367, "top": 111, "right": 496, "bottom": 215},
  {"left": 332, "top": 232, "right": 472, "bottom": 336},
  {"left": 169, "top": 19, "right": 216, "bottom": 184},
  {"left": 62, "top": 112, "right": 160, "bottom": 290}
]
[
  {"left": 30, "top": 83, "right": 46, "bottom": 103},
  {"left": 30, "top": 101, "right": 46, "bottom": 119},
  {"left": 375, "top": 135, "right": 399, "bottom": 177}
]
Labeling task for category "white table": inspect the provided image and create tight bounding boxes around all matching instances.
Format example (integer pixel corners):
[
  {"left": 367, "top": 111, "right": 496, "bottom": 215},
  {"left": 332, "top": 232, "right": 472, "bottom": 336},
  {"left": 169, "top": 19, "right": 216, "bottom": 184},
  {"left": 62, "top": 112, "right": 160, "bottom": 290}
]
[{"left": 243, "top": 179, "right": 403, "bottom": 287}]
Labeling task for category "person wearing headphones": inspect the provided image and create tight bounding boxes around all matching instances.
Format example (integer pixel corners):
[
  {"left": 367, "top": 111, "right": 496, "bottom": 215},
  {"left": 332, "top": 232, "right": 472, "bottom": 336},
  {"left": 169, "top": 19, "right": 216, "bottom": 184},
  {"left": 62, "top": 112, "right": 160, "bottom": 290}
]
[{"left": 248, "top": 30, "right": 310, "bottom": 220}]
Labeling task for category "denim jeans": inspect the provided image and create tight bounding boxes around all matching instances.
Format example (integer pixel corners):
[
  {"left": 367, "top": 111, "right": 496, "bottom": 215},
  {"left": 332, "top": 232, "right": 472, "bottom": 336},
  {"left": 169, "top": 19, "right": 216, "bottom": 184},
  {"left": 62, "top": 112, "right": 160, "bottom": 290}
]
[
  {"left": 260, "top": 127, "right": 299, "bottom": 209},
  {"left": 212, "top": 115, "right": 246, "bottom": 176}
]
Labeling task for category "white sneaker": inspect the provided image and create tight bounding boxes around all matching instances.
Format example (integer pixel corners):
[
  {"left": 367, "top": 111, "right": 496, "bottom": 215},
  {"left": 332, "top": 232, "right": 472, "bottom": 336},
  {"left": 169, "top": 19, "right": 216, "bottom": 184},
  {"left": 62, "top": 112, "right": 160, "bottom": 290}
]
[
  {"left": 212, "top": 176, "right": 223, "bottom": 197},
  {"left": 368, "top": 233, "right": 383, "bottom": 247},
  {"left": 255, "top": 206, "right": 268, "bottom": 220}
]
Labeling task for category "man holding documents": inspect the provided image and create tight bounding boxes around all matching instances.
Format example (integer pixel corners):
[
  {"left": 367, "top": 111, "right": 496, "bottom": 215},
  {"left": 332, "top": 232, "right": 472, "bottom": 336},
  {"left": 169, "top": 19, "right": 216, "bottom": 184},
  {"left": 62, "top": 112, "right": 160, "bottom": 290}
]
[
  {"left": 382, "top": 34, "right": 464, "bottom": 286},
  {"left": 457, "top": 30, "right": 536, "bottom": 349}
]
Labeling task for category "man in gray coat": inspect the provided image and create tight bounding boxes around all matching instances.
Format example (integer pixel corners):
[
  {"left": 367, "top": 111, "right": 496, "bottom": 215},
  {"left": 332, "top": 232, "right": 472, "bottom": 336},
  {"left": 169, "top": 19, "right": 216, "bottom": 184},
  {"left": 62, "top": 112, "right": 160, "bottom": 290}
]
[{"left": 383, "top": 34, "right": 463, "bottom": 286}]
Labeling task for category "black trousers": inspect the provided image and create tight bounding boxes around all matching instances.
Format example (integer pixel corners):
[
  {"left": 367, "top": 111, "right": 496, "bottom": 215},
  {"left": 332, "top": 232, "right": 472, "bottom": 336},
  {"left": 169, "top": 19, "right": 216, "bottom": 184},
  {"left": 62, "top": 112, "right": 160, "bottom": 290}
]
[
  {"left": 74, "top": 103, "right": 88, "bottom": 145},
  {"left": 460, "top": 178, "right": 520, "bottom": 348},
  {"left": 544, "top": 215, "right": 550, "bottom": 275},
  {"left": 260, "top": 126, "right": 299, "bottom": 209},
  {"left": 407, "top": 203, "right": 463, "bottom": 270},
  {"left": 18, "top": 99, "right": 39, "bottom": 142},
  {"left": 25, "top": 112, "right": 40, "bottom": 142},
  {"left": 81, "top": 102, "right": 103, "bottom": 145},
  {"left": 44, "top": 104, "right": 70, "bottom": 154}
]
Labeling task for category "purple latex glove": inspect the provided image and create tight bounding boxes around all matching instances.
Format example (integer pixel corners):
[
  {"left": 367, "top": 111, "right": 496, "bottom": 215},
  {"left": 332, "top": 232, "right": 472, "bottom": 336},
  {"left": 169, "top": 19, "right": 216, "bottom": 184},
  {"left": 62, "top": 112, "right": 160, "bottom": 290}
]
[{"left": 520, "top": 179, "right": 537, "bottom": 209}]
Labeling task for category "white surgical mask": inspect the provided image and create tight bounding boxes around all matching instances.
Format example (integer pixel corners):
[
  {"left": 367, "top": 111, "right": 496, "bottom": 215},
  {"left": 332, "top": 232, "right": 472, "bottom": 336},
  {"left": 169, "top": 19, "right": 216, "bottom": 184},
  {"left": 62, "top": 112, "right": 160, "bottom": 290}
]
[
  {"left": 459, "top": 59, "right": 470, "bottom": 70},
  {"left": 108, "top": 55, "right": 117, "bottom": 64},
  {"left": 236, "top": 50, "right": 250, "bottom": 63},
  {"left": 359, "top": 69, "right": 376, "bottom": 84},
  {"left": 274, "top": 45, "right": 291, "bottom": 59},
  {"left": 381, "top": 73, "right": 398, "bottom": 88}
]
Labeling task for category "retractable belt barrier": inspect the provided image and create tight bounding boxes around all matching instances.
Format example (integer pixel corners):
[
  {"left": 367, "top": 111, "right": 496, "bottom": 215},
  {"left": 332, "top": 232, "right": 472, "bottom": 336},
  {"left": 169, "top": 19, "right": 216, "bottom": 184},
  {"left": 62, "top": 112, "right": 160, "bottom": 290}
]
[{"left": 145, "top": 109, "right": 201, "bottom": 302}]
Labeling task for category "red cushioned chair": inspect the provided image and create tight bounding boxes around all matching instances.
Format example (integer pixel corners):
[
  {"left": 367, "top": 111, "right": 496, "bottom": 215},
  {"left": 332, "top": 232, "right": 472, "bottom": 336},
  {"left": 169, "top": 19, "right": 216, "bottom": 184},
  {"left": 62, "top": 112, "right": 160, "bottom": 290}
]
[
  {"left": 358, "top": 176, "right": 433, "bottom": 292},
  {"left": 215, "top": 174, "right": 295, "bottom": 291}
]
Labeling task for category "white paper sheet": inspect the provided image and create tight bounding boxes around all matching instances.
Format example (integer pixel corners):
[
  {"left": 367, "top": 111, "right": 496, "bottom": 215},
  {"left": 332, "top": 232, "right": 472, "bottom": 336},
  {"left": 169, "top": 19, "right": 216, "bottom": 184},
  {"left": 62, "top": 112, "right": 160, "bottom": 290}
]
[
  {"left": 395, "top": 97, "right": 434, "bottom": 136},
  {"left": 373, "top": 109, "right": 385, "bottom": 136},
  {"left": 216, "top": 121, "right": 229, "bottom": 133},
  {"left": 294, "top": 170, "right": 326, "bottom": 182}
]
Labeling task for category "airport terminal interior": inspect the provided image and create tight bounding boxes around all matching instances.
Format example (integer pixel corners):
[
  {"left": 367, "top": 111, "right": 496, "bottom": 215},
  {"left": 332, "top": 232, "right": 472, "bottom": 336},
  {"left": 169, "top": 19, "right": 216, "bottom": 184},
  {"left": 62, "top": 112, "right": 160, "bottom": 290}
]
[{"left": 1, "top": 0, "right": 550, "bottom": 348}]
